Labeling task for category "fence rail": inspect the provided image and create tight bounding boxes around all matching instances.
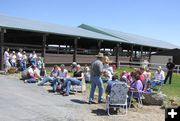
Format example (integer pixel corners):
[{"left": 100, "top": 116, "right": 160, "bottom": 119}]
[{"left": 119, "top": 61, "right": 180, "bottom": 73}]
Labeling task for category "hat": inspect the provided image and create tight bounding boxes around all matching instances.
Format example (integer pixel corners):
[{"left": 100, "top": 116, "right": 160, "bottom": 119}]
[
  {"left": 96, "top": 52, "right": 104, "bottom": 58},
  {"left": 157, "top": 66, "right": 162, "bottom": 71}
]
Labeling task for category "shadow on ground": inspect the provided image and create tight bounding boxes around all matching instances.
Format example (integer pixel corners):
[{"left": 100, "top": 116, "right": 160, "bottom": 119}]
[{"left": 70, "top": 99, "right": 87, "bottom": 104}]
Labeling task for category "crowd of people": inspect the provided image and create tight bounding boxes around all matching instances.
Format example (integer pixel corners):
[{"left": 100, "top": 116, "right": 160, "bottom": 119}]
[
  {"left": 3, "top": 49, "right": 175, "bottom": 103},
  {"left": 3, "top": 48, "right": 44, "bottom": 74}
]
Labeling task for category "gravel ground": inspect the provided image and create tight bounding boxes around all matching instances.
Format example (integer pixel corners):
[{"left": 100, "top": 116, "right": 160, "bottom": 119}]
[{"left": 0, "top": 74, "right": 165, "bottom": 121}]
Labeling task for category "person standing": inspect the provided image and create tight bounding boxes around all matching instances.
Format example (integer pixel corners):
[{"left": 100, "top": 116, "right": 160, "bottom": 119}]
[
  {"left": 17, "top": 48, "right": 23, "bottom": 71},
  {"left": 89, "top": 52, "right": 104, "bottom": 104},
  {"left": 164, "top": 58, "right": 175, "bottom": 84},
  {"left": 4, "top": 48, "right": 11, "bottom": 74}
]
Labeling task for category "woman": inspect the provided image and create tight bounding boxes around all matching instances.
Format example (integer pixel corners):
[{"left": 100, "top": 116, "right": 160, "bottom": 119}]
[
  {"left": 61, "top": 64, "right": 84, "bottom": 96},
  {"left": 4, "top": 48, "right": 11, "bottom": 74}
]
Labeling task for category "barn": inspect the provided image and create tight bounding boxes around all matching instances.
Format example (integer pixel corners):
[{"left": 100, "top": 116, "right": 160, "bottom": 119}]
[{"left": 0, "top": 15, "right": 178, "bottom": 70}]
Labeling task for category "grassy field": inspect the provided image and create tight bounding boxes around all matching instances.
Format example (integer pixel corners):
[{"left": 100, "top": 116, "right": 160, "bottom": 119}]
[{"left": 86, "top": 67, "right": 180, "bottom": 100}]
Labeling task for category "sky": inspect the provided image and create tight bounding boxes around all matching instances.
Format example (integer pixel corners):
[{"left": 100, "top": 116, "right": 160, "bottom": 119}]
[{"left": 0, "top": 0, "right": 180, "bottom": 47}]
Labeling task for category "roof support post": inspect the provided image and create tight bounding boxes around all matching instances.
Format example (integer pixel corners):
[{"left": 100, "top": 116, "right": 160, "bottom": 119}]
[
  {"left": 149, "top": 47, "right": 152, "bottom": 60},
  {"left": 116, "top": 43, "right": 120, "bottom": 68},
  {"left": 140, "top": 46, "right": 143, "bottom": 59},
  {"left": 0, "top": 28, "right": 5, "bottom": 70},
  {"left": 73, "top": 37, "right": 79, "bottom": 62},
  {"left": 42, "top": 34, "right": 47, "bottom": 62},
  {"left": 98, "top": 40, "right": 102, "bottom": 53},
  {"left": 130, "top": 45, "right": 134, "bottom": 61}
]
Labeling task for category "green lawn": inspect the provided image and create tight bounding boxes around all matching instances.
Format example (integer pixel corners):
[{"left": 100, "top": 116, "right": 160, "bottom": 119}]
[{"left": 86, "top": 67, "right": 180, "bottom": 100}]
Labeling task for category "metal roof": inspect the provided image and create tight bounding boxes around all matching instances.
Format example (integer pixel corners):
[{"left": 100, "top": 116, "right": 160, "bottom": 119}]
[
  {"left": 79, "top": 24, "right": 178, "bottom": 49},
  {"left": 0, "top": 15, "right": 126, "bottom": 43}
]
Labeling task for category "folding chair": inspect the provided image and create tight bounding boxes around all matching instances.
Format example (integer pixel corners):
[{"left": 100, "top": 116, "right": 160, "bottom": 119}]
[
  {"left": 129, "top": 90, "right": 144, "bottom": 108},
  {"left": 106, "top": 82, "right": 128, "bottom": 116}
]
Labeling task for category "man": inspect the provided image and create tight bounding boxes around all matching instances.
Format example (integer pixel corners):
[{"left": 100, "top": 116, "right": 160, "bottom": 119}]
[
  {"left": 164, "top": 58, "right": 175, "bottom": 84},
  {"left": 89, "top": 52, "right": 104, "bottom": 104}
]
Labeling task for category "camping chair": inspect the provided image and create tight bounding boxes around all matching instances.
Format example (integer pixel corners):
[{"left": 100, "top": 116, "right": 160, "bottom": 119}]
[
  {"left": 71, "top": 78, "right": 86, "bottom": 93},
  {"left": 129, "top": 90, "right": 144, "bottom": 109},
  {"left": 106, "top": 82, "right": 128, "bottom": 116}
]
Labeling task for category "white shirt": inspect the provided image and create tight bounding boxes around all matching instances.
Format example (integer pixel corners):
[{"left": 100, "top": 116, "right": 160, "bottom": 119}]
[
  {"left": 4, "top": 51, "right": 10, "bottom": 61},
  {"left": 59, "top": 69, "right": 68, "bottom": 78},
  {"left": 17, "top": 52, "right": 23, "bottom": 60},
  {"left": 10, "top": 54, "right": 16, "bottom": 63},
  {"left": 22, "top": 54, "right": 27, "bottom": 62},
  {"left": 29, "top": 53, "right": 37, "bottom": 59},
  {"left": 154, "top": 70, "right": 165, "bottom": 81}
]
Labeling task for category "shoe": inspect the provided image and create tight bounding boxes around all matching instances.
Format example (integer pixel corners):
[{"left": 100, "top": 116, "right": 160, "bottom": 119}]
[
  {"left": 63, "top": 93, "right": 69, "bottom": 96},
  {"left": 24, "top": 80, "right": 28, "bottom": 83},
  {"left": 88, "top": 100, "right": 96, "bottom": 104},
  {"left": 98, "top": 100, "right": 105, "bottom": 104}
]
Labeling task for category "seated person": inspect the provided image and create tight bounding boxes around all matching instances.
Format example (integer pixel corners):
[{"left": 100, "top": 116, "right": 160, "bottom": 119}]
[
  {"left": 150, "top": 66, "right": 165, "bottom": 89},
  {"left": 143, "top": 68, "right": 152, "bottom": 92},
  {"left": 105, "top": 74, "right": 120, "bottom": 95},
  {"left": 128, "top": 72, "right": 143, "bottom": 98},
  {"left": 55, "top": 64, "right": 68, "bottom": 90},
  {"left": 60, "top": 64, "right": 84, "bottom": 96},
  {"left": 38, "top": 65, "right": 60, "bottom": 92},
  {"left": 24, "top": 65, "right": 41, "bottom": 83}
]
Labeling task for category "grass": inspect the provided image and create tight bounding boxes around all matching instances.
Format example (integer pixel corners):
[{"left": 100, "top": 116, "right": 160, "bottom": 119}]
[{"left": 86, "top": 67, "right": 180, "bottom": 101}]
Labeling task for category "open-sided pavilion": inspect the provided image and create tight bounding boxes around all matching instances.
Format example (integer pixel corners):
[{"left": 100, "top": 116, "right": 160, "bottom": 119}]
[{"left": 0, "top": 15, "right": 178, "bottom": 70}]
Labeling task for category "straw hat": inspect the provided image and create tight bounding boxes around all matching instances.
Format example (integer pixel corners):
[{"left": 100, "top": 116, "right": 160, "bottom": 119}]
[{"left": 96, "top": 52, "right": 104, "bottom": 58}]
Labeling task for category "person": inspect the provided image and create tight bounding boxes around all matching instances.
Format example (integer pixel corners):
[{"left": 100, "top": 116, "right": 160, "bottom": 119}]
[
  {"left": 151, "top": 66, "right": 165, "bottom": 88},
  {"left": 70, "top": 62, "right": 77, "bottom": 72},
  {"left": 164, "top": 58, "right": 175, "bottom": 84},
  {"left": 22, "top": 51, "right": 28, "bottom": 71},
  {"left": 37, "top": 65, "right": 60, "bottom": 92},
  {"left": 24, "top": 65, "right": 41, "bottom": 83},
  {"left": 105, "top": 74, "right": 120, "bottom": 95},
  {"left": 17, "top": 48, "right": 23, "bottom": 71},
  {"left": 4, "top": 48, "right": 11, "bottom": 74},
  {"left": 128, "top": 72, "right": 143, "bottom": 98},
  {"left": 143, "top": 68, "right": 151, "bottom": 92},
  {"left": 89, "top": 52, "right": 104, "bottom": 104},
  {"left": 29, "top": 50, "right": 37, "bottom": 66},
  {"left": 84, "top": 64, "right": 91, "bottom": 83},
  {"left": 37, "top": 57, "right": 43, "bottom": 70},
  {"left": 60, "top": 64, "right": 84, "bottom": 96},
  {"left": 58, "top": 64, "right": 68, "bottom": 82},
  {"left": 56, "top": 64, "right": 69, "bottom": 90},
  {"left": 10, "top": 51, "right": 17, "bottom": 67}
]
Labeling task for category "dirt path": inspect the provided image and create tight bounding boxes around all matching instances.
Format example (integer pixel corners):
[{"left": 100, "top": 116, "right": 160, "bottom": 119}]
[{"left": 0, "top": 74, "right": 165, "bottom": 121}]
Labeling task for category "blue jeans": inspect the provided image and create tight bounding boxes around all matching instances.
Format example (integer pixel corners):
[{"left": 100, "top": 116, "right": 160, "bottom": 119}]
[
  {"left": 26, "top": 78, "right": 38, "bottom": 83},
  {"left": 89, "top": 76, "right": 104, "bottom": 102},
  {"left": 150, "top": 80, "right": 164, "bottom": 88},
  {"left": 22, "top": 62, "right": 27, "bottom": 71},
  {"left": 39, "top": 76, "right": 57, "bottom": 91},
  {"left": 62, "top": 77, "right": 81, "bottom": 95}
]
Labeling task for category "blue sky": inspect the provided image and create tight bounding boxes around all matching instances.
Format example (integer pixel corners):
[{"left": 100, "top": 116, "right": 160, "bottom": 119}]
[{"left": 0, "top": 0, "right": 180, "bottom": 46}]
